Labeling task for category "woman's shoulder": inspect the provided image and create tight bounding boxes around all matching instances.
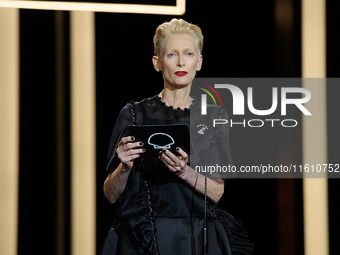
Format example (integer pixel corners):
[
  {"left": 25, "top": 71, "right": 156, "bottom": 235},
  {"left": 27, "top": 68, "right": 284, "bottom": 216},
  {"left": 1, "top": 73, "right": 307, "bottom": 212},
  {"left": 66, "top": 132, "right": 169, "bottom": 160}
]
[
  {"left": 117, "top": 95, "right": 157, "bottom": 114},
  {"left": 193, "top": 99, "right": 229, "bottom": 119},
  {"left": 129, "top": 95, "right": 159, "bottom": 107}
]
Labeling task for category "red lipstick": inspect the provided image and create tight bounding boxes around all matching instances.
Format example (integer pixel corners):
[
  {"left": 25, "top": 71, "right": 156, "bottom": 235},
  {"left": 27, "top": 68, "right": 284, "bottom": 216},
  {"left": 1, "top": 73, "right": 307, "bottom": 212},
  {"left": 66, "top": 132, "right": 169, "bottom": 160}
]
[{"left": 175, "top": 71, "right": 188, "bottom": 77}]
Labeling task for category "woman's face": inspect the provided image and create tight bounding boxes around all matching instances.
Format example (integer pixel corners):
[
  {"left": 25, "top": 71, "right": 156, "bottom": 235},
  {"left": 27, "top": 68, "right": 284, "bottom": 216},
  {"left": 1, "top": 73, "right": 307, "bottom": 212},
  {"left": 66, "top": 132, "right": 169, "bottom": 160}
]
[{"left": 153, "top": 33, "right": 202, "bottom": 89}]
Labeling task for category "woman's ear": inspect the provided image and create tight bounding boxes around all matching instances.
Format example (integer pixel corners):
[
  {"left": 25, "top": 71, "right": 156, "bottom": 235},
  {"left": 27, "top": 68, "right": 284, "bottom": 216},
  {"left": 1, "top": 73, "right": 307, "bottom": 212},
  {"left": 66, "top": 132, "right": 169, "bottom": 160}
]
[
  {"left": 152, "top": 56, "right": 161, "bottom": 72},
  {"left": 196, "top": 55, "right": 203, "bottom": 71}
]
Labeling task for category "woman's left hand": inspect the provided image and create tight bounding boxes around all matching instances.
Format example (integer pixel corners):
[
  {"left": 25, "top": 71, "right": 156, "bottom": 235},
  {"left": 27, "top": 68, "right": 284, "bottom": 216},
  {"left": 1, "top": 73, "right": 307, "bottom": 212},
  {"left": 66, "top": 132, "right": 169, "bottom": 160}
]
[
  {"left": 159, "top": 147, "right": 189, "bottom": 177},
  {"left": 159, "top": 147, "right": 224, "bottom": 203}
]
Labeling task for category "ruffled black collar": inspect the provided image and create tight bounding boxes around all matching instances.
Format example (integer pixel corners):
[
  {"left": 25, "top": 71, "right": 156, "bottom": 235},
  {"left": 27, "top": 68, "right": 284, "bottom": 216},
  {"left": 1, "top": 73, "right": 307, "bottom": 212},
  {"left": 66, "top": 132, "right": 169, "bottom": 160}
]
[{"left": 154, "top": 94, "right": 194, "bottom": 112}]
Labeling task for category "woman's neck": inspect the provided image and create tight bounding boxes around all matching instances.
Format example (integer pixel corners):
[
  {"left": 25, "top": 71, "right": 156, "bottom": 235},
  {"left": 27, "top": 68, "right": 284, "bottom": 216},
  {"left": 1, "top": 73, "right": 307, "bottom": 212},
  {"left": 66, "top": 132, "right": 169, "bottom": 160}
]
[{"left": 159, "top": 86, "right": 192, "bottom": 109}]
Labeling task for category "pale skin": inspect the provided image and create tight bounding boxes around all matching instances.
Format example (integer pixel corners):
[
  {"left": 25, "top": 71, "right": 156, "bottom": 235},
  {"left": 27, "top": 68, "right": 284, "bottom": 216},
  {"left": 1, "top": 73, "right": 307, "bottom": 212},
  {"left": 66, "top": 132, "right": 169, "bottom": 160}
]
[{"left": 104, "top": 33, "right": 224, "bottom": 204}]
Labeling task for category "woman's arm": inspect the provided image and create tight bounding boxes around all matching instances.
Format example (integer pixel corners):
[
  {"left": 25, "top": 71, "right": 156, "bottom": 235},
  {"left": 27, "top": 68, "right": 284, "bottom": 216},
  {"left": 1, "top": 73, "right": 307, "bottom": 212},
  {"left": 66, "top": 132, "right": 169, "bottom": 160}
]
[
  {"left": 159, "top": 148, "right": 224, "bottom": 204},
  {"left": 180, "top": 167, "right": 224, "bottom": 204},
  {"left": 104, "top": 136, "right": 145, "bottom": 203}
]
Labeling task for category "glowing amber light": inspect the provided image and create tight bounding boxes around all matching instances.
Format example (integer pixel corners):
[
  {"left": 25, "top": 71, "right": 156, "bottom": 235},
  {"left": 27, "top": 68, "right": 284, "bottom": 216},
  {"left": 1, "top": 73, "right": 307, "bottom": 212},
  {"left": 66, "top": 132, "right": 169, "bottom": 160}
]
[{"left": 0, "top": 0, "right": 186, "bottom": 14}]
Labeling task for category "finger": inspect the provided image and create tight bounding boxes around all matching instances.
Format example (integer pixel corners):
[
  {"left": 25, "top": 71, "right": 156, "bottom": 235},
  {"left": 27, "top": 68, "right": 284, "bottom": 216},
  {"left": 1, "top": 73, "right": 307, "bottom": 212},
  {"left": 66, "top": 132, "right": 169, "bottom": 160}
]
[
  {"left": 158, "top": 150, "right": 173, "bottom": 166},
  {"left": 120, "top": 153, "right": 141, "bottom": 164},
  {"left": 159, "top": 156, "right": 183, "bottom": 177},
  {"left": 119, "top": 147, "right": 145, "bottom": 158},
  {"left": 119, "top": 147, "right": 146, "bottom": 164},
  {"left": 160, "top": 149, "right": 182, "bottom": 165},
  {"left": 120, "top": 136, "right": 135, "bottom": 145},
  {"left": 175, "top": 147, "right": 188, "bottom": 162},
  {"left": 117, "top": 141, "right": 144, "bottom": 153},
  {"left": 124, "top": 141, "right": 144, "bottom": 150},
  {"left": 117, "top": 143, "right": 145, "bottom": 166},
  {"left": 159, "top": 149, "right": 174, "bottom": 163},
  {"left": 159, "top": 149, "right": 182, "bottom": 169}
]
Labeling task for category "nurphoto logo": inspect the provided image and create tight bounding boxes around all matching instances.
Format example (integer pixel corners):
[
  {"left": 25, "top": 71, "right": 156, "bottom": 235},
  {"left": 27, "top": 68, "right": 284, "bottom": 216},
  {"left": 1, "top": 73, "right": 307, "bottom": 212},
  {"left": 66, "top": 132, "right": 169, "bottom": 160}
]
[{"left": 193, "top": 79, "right": 312, "bottom": 128}]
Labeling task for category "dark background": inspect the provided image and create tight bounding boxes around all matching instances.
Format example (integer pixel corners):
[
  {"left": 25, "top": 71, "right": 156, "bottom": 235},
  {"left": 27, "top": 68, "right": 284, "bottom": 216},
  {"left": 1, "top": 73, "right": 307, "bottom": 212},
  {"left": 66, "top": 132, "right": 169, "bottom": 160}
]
[{"left": 17, "top": 0, "right": 340, "bottom": 254}]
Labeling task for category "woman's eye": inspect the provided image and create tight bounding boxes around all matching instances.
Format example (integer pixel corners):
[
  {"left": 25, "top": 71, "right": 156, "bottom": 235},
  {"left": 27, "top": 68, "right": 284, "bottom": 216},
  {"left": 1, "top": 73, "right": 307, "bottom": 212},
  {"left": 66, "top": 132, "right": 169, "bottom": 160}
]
[
  {"left": 187, "top": 52, "right": 194, "bottom": 56},
  {"left": 168, "top": 53, "right": 175, "bottom": 57}
]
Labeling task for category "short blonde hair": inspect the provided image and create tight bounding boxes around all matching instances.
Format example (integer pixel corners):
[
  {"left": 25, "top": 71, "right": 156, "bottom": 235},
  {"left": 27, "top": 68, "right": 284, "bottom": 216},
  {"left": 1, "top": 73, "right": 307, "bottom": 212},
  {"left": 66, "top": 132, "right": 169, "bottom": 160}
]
[{"left": 153, "top": 18, "right": 203, "bottom": 58}]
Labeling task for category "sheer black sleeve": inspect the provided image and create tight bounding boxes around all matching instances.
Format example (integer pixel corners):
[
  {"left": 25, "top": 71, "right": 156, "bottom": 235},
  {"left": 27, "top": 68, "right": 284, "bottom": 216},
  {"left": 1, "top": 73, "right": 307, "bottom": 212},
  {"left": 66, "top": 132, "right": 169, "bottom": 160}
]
[
  {"left": 209, "top": 107, "right": 235, "bottom": 180},
  {"left": 105, "top": 104, "right": 132, "bottom": 172}
]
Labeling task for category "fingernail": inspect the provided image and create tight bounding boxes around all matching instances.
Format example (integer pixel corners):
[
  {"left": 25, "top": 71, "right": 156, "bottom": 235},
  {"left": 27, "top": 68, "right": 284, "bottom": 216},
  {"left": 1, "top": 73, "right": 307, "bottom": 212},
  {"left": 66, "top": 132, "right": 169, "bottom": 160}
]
[
  {"left": 142, "top": 148, "right": 146, "bottom": 152},
  {"left": 139, "top": 142, "right": 143, "bottom": 146},
  {"left": 131, "top": 137, "right": 135, "bottom": 141},
  {"left": 159, "top": 150, "right": 163, "bottom": 155},
  {"left": 162, "top": 149, "right": 166, "bottom": 153},
  {"left": 176, "top": 147, "right": 180, "bottom": 151}
]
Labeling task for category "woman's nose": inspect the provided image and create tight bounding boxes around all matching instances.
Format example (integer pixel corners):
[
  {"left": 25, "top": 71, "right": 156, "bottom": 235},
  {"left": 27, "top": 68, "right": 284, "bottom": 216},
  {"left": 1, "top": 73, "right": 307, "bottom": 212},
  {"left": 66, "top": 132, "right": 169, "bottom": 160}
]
[{"left": 177, "top": 55, "right": 185, "bottom": 67}]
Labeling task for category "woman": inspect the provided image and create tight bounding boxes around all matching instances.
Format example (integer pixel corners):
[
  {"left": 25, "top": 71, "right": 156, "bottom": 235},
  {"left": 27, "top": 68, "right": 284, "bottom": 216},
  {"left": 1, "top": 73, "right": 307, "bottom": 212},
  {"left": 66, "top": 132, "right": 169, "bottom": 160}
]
[{"left": 102, "top": 19, "right": 253, "bottom": 255}]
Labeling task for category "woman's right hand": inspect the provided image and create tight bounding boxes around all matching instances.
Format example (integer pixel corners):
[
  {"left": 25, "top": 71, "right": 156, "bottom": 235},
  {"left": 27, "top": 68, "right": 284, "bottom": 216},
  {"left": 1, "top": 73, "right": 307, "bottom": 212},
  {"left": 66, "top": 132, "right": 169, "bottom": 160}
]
[{"left": 116, "top": 136, "right": 145, "bottom": 171}]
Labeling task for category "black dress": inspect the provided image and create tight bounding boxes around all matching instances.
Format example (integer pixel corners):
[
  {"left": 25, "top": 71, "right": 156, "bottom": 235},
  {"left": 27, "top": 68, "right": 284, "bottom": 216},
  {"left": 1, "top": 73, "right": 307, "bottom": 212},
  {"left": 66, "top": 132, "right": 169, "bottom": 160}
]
[{"left": 101, "top": 95, "right": 253, "bottom": 255}]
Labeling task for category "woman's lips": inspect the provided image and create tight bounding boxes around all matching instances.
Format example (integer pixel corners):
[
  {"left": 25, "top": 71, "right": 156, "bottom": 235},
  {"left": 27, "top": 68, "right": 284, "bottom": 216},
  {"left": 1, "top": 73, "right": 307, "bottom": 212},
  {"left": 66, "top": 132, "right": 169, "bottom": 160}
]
[{"left": 175, "top": 71, "right": 188, "bottom": 77}]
